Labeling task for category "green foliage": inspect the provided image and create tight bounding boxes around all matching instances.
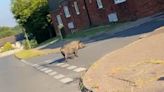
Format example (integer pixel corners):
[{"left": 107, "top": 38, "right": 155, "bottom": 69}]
[
  {"left": 1, "top": 42, "right": 14, "bottom": 52},
  {"left": 0, "top": 26, "right": 22, "bottom": 39},
  {"left": 11, "top": 0, "right": 56, "bottom": 43},
  {"left": 22, "top": 39, "right": 38, "bottom": 49}
]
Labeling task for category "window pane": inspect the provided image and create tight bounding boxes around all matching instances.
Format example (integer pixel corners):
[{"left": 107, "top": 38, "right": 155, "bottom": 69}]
[
  {"left": 108, "top": 12, "right": 118, "bottom": 22},
  {"left": 56, "top": 15, "right": 63, "bottom": 25},
  {"left": 114, "top": 0, "right": 126, "bottom": 4},
  {"left": 74, "top": 1, "right": 80, "bottom": 15},
  {"left": 96, "top": 0, "right": 103, "bottom": 9},
  {"left": 64, "top": 6, "right": 71, "bottom": 18}
]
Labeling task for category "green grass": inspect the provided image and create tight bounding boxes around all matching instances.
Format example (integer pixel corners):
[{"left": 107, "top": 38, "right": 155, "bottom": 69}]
[
  {"left": 15, "top": 48, "right": 61, "bottom": 59},
  {"left": 65, "top": 23, "right": 122, "bottom": 39},
  {"left": 15, "top": 49, "right": 46, "bottom": 59},
  {"left": 0, "top": 30, "right": 22, "bottom": 39}
]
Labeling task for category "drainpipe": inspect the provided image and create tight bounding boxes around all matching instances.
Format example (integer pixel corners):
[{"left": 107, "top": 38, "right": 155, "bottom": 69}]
[{"left": 83, "top": 0, "right": 92, "bottom": 26}]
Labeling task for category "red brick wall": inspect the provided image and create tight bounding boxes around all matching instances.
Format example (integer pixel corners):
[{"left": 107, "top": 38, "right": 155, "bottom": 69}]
[
  {"left": 85, "top": 0, "right": 115, "bottom": 25},
  {"left": 69, "top": 0, "right": 90, "bottom": 30},
  {"left": 50, "top": 0, "right": 91, "bottom": 35},
  {"left": 128, "top": 0, "right": 162, "bottom": 18},
  {"left": 50, "top": 0, "right": 164, "bottom": 35},
  {"left": 114, "top": 1, "right": 137, "bottom": 21}
]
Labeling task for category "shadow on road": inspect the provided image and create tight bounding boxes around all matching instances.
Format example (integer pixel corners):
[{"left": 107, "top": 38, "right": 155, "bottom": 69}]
[{"left": 49, "top": 58, "right": 65, "bottom": 64}]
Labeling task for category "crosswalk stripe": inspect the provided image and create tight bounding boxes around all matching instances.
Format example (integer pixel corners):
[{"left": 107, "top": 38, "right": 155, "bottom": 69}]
[
  {"left": 48, "top": 71, "right": 57, "bottom": 76},
  {"left": 45, "top": 69, "right": 53, "bottom": 73},
  {"left": 60, "top": 78, "right": 73, "bottom": 83},
  {"left": 60, "top": 64, "right": 69, "bottom": 68},
  {"left": 54, "top": 74, "right": 65, "bottom": 79},
  {"left": 32, "top": 64, "right": 39, "bottom": 67},
  {"left": 55, "top": 63, "right": 65, "bottom": 66},
  {"left": 73, "top": 67, "right": 86, "bottom": 72},
  {"left": 67, "top": 66, "right": 77, "bottom": 70},
  {"left": 45, "top": 60, "right": 53, "bottom": 63},
  {"left": 40, "top": 68, "right": 48, "bottom": 71},
  {"left": 36, "top": 66, "right": 44, "bottom": 69}
]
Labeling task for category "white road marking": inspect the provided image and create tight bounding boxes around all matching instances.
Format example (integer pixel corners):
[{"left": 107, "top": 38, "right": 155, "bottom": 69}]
[
  {"left": 48, "top": 71, "right": 57, "bottom": 76},
  {"left": 55, "top": 63, "right": 65, "bottom": 66},
  {"left": 32, "top": 64, "right": 39, "bottom": 67},
  {"left": 35, "top": 65, "right": 41, "bottom": 69},
  {"left": 73, "top": 67, "right": 86, "bottom": 72},
  {"left": 21, "top": 59, "right": 26, "bottom": 62},
  {"left": 67, "top": 66, "right": 77, "bottom": 70},
  {"left": 44, "top": 69, "right": 53, "bottom": 73},
  {"left": 54, "top": 74, "right": 65, "bottom": 79},
  {"left": 37, "top": 66, "right": 44, "bottom": 69},
  {"left": 45, "top": 60, "right": 53, "bottom": 63},
  {"left": 40, "top": 68, "right": 48, "bottom": 71},
  {"left": 60, "top": 64, "right": 69, "bottom": 68},
  {"left": 60, "top": 78, "right": 73, "bottom": 83}
]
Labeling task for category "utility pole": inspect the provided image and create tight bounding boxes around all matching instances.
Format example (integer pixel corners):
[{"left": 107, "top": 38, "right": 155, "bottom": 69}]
[{"left": 22, "top": 27, "right": 31, "bottom": 49}]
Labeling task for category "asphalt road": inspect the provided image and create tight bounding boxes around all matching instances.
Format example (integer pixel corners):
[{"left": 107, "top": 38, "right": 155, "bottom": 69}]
[{"left": 0, "top": 18, "right": 164, "bottom": 92}]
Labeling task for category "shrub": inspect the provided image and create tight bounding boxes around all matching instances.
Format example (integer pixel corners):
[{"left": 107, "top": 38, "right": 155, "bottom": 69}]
[
  {"left": 1, "top": 42, "right": 14, "bottom": 52},
  {"left": 22, "top": 39, "right": 38, "bottom": 49}
]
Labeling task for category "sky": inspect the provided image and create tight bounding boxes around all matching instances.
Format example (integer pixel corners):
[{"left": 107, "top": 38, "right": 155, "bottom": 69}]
[{"left": 0, "top": 0, "right": 17, "bottom": 27}]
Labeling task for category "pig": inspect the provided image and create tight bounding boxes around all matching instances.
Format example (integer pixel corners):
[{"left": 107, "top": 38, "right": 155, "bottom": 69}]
[{"left": 60, "top": 40, "right": 85, "bottom": 62}]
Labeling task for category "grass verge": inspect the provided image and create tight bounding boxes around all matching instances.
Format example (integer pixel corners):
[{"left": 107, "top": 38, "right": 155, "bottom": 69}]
[{"left": 15, "top": 48, "right": 61, "bottom": 59}]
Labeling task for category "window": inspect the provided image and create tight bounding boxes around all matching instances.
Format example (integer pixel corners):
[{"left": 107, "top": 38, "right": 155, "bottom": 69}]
[
  {"left": 56, "top": 15, "right": 63, "bottom": 25},
  {"left": 74, "top": 1, "right": 80, "bottom": 15},
  {"left": 63, "top": 6, "right": 71, "bottom": 18},
  {"left": 114, "top": 0, "right": 126, "bottom": 4},
  {"left": 108, "top": 12, "right": 118, "bottom": 22},
  {"left": 68, "top": 22, "right": 75, "bottom": 29},
  {"left": 96, "top": 0, "right": 103, "bottom": 9}
]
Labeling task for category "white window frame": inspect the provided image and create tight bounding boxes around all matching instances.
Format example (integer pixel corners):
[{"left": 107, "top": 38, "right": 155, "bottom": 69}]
[
  {"left": 114, "top": 0, "right": 126, "bottom": 4},
  {"left": 56, "top": 15, "right": 63, "bottom": 25},
  {"left": 96, "top": 0, "right": 103, "bottom": 9},
  {"left": 63, "top": 6, "right": 71, "bottom": 18},
  {"left": 74, "top": 1, "right": 80, "bottom": 15}
]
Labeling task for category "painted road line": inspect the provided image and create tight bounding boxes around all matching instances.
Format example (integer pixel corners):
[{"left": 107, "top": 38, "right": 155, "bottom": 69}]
[
  {"left": 60, "top": 64, "right": 69, "bottom": 68},
  {"left": 67, "top": 66, "right": 77, "bottom": 70},
  {"left": 45, "top": 59, "right": 53, "bottom": 63},
  {"left": 73, "top": 67, "right": 86, "bottom": 72},
  {"left": 21, "top": 59, "right": 26, "bottom": 62},
  {"left": 44, "top": 69, "right": 53, "bottom": 73},
  {"left": 36, "top": 66, "right": 44, "bottom": 69},
  {"left": 32, "top": 64, "right": 39, "bottom": 67},
  {"left": 55, "top": 63, "right": 65, "bottom": 66},
  {"left": 40, "top": 68, "right": 49, "bottom": 71},
  {"left": 21, "top": 60, "right": 29, "bottom": 64},
  {"left": 35, "top": 65, "right": 41, "bottom": 68},
  {"left": 60, "top": 78, "right": 73, "bottom": 84},
  {"left": 54, "top": 74, "right": 65, "bottom": 79},
  {"left": 48, "top": 71, "right": 57, "bottom": 76}
]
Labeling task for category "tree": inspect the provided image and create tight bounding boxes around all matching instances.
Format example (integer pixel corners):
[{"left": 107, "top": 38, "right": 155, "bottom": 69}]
[{"left": 11, "top": 0, "right": 56, "bottom": 43}]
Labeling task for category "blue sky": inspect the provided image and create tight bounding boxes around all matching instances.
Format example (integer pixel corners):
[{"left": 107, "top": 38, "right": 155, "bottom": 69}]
[{"left": 0, "top": 0, "right": 17, "bottom": 27}]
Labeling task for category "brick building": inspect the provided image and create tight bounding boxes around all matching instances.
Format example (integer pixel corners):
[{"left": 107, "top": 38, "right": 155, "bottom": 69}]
[{"left": 48, "top": 0, "right": 164, "bottom": 35}]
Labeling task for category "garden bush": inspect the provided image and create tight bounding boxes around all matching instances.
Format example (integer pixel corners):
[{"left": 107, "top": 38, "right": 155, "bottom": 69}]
[{"left": 1, "top": 42, "right": 14, "bottom": 52}]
